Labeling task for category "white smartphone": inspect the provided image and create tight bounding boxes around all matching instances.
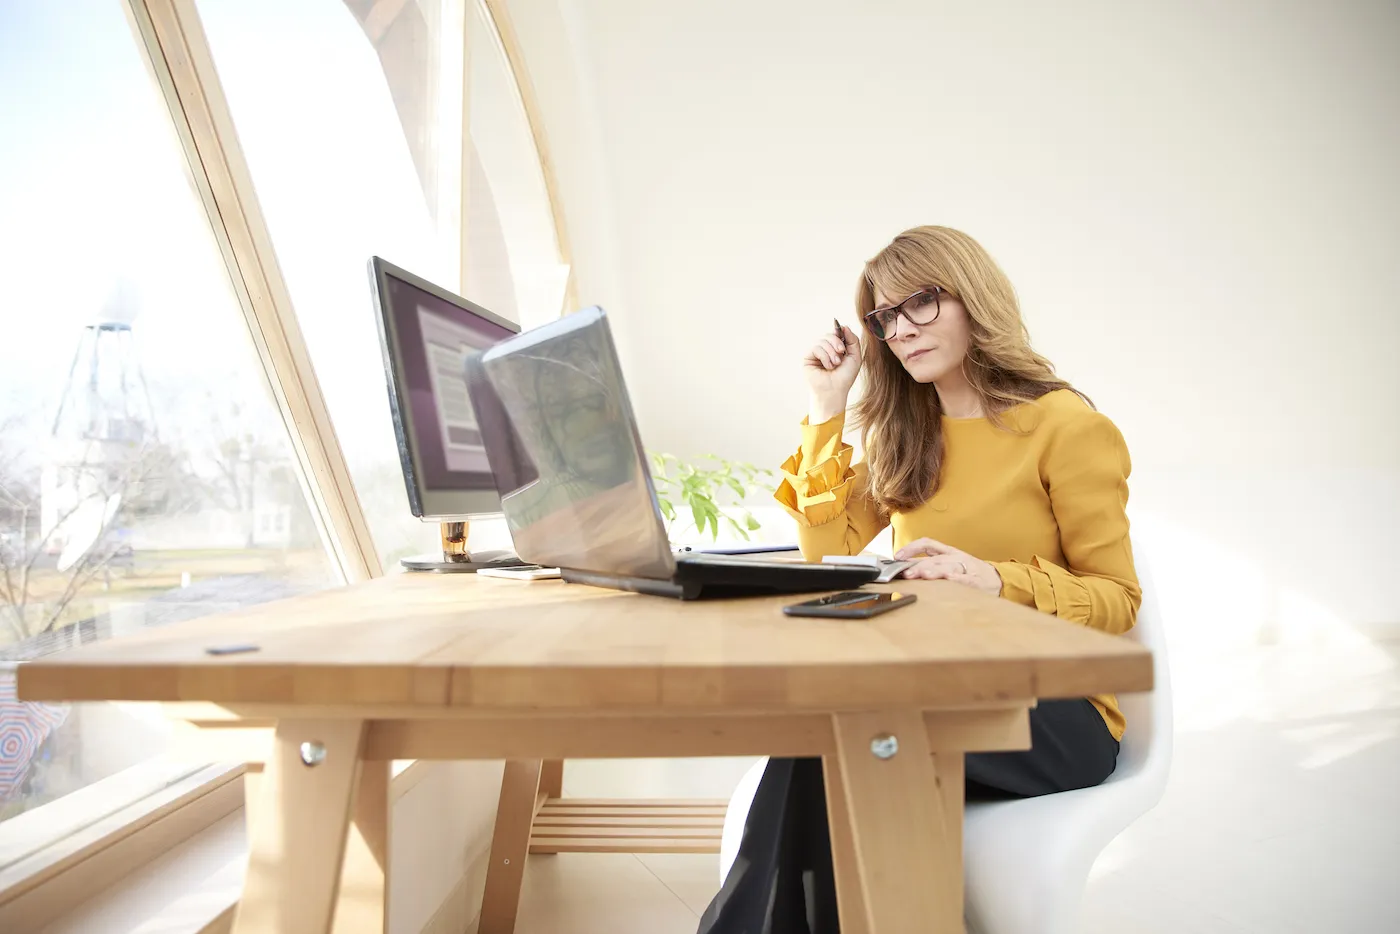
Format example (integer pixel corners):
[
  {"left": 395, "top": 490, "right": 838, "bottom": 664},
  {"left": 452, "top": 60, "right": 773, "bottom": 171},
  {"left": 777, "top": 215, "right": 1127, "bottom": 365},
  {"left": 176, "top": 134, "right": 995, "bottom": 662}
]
[{"left": 476, "top": 565, "right": 562, "bottom": 581}]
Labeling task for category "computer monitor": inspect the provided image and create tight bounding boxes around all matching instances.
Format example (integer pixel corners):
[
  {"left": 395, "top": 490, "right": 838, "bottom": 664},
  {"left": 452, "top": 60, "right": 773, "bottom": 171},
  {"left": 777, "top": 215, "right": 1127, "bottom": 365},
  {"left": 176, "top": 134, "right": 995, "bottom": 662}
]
[{"left": 368, "top": 256, "right": 530, "bottom": 571}]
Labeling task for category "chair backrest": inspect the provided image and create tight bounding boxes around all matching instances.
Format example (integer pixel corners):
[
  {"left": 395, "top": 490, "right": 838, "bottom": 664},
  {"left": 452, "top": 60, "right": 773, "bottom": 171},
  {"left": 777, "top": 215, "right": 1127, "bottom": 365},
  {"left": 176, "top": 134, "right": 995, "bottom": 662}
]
[{"left": 1110, "top": 535, "right": 1173, "bottom": 784}]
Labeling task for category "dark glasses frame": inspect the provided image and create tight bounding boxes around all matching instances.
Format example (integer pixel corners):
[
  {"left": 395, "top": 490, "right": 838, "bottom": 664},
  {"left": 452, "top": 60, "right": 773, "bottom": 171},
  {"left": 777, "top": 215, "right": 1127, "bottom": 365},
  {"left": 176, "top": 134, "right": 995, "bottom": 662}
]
[{"left": 863, "top": 287, "right": 944, "bottom": 341}]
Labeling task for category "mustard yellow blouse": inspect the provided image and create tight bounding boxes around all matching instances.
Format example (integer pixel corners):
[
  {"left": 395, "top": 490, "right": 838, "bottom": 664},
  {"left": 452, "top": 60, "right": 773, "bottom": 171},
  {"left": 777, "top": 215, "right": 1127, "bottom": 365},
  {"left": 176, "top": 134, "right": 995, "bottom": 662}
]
[{"left": 774, "top": 389, "right": 1140, "bottom": 740}]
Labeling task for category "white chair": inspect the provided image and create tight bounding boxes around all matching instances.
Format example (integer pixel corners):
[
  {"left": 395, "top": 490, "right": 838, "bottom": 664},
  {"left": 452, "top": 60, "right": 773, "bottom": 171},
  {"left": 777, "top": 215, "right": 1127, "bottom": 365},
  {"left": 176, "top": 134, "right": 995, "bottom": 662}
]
[
  {"left": 718, "top": 543, "right": 1172, "bottom": 934},
  {"left": 962, "top": 544, "right": 1172, "bottom": 933}
]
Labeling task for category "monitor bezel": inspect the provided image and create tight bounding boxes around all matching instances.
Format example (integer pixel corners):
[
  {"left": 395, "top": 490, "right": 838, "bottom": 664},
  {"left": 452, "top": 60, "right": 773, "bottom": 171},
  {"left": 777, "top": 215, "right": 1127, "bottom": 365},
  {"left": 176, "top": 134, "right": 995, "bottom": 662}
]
[{"left": 368, "top": 255, "right": 520, "bottom": 521}]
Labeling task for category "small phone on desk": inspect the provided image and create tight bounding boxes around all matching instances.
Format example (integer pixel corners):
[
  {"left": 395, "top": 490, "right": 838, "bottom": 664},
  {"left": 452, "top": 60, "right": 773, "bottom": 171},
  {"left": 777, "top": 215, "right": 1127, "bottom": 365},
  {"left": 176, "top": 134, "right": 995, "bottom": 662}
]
[
  {"left": 476, "top": 565, "right": 562, "bottom": 581},
  {"left": 782, "top": 591, "right": 916, "bottom": 619}
]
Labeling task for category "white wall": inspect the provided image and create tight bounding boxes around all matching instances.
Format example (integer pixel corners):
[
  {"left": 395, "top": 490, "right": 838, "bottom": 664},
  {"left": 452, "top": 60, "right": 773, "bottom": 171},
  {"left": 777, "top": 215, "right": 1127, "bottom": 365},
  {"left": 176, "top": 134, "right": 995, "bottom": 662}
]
[
  {"left": 507, "top": 0, "right": 1400, "bottom": 635},
  {"left": 389, "top": 760, "right": 503, "bottom": 934}
]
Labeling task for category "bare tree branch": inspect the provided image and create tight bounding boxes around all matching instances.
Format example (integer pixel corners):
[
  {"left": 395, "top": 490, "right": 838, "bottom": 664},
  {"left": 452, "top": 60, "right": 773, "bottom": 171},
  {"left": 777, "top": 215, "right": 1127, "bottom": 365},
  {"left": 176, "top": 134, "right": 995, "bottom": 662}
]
[
  {"left": 37, "top": 541, "right": 124, "bottom": 635},
  {"left": 0, "top": 436, "right": 158, "bottom": 642}
]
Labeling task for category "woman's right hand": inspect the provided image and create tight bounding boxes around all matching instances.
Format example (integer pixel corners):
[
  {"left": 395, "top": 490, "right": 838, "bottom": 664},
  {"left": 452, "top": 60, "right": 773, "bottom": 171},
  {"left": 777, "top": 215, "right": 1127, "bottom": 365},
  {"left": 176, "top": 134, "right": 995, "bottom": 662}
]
[
  {"left": 806, "top": 324, "right": 856, "bottom": 420},
  {"left": 803, "top": 324, "right": 862, "bottom": 422}
]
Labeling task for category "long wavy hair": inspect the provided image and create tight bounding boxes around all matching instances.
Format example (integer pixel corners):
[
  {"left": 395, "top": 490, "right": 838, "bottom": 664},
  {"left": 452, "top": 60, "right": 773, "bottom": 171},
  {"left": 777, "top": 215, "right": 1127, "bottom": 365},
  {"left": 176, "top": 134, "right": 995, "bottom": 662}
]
[{"left": 851, "top": 226, "right": 1088, "bottom": 513}]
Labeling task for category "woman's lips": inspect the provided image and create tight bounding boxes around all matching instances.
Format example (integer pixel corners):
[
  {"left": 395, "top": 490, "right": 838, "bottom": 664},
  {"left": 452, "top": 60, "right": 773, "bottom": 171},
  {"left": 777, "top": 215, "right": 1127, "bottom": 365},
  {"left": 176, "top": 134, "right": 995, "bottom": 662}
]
[{"left": 905, "top": 348, "right": 931, "bottom": 361}]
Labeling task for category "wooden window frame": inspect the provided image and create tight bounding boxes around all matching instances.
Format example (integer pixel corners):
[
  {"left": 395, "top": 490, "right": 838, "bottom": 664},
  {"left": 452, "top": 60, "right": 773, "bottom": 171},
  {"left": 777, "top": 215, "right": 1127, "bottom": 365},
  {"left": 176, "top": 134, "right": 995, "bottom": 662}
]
[
  {"left": 0, "top": 0, "right": 577, "bottom": 916},
  {"left": 0, "top": 763, "right": 244, "bottom": 931}
]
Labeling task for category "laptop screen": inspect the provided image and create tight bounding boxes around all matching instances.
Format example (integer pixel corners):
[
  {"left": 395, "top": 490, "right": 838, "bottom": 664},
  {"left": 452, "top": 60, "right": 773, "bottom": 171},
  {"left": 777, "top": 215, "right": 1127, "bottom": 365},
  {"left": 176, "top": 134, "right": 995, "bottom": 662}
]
[{"left": 464, "top": 307, "right": 677, "bottom": 580}]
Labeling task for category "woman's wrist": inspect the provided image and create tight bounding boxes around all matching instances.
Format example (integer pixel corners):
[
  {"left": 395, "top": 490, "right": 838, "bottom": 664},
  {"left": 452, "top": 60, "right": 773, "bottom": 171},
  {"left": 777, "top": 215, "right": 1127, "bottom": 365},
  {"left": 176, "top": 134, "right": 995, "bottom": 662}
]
[{"left": 808, "top": 394, "right": 848, "bottom": 425}]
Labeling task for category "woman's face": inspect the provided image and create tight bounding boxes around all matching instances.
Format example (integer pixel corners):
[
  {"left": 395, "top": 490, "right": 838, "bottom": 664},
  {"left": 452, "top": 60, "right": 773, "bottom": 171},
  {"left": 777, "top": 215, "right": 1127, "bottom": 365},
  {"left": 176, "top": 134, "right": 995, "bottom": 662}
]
[{"left": 873, "top": 287, "right": 974, "bottom": 384}]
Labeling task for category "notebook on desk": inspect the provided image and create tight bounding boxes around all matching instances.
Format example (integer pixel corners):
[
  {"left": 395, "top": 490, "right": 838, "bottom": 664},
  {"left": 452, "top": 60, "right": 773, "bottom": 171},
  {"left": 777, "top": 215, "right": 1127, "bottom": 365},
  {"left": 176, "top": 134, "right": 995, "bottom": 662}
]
[
  {"left": 463, "top": 307, "right": 877, "bottom": 600},
  {"left": 822, "top": 555, "right": 915, "bottom": 583}
]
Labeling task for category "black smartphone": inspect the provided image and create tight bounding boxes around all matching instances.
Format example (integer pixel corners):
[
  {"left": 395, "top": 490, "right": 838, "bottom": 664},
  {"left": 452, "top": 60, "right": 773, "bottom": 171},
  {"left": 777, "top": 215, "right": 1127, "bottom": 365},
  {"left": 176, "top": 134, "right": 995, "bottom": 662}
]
[{"left": 782, "top": 591, "right": 916, "bottom": 619}]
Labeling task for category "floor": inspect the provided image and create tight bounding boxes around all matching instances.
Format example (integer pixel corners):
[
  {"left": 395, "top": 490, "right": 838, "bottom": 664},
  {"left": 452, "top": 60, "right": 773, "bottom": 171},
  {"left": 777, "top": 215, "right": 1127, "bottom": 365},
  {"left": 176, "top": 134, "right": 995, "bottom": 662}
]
[{"left": 513, "top": 629, "right": 1400, "bottom": 933}]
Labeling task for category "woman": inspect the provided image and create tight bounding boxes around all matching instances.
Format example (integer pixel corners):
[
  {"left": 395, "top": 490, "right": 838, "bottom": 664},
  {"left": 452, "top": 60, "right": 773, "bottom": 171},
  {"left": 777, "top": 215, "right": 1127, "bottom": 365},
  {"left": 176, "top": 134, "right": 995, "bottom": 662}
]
[{"left": 698, "top": 226, "right": 1140, "bottom": 933}]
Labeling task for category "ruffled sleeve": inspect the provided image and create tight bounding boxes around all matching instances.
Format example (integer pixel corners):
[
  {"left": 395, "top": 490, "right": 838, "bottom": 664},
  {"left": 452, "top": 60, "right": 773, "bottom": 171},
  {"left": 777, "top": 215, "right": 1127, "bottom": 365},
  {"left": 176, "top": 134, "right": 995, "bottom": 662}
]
[{"left": 774, "top": 414, "right": 888, "bottom": 561}]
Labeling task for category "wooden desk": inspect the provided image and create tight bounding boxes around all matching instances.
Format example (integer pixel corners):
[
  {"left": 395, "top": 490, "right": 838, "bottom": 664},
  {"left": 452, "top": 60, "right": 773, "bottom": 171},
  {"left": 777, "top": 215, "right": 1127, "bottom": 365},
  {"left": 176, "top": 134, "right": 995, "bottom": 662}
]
[{"left": 18, "top": 572, "right": 1151, "bottom": 934}]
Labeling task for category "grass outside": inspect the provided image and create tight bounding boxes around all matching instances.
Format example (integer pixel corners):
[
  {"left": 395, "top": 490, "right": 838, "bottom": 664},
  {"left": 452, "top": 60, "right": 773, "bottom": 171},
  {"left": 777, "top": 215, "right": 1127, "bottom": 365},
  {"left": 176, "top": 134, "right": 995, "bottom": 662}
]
[{"left": 1, "top": 547, "right": 331, "bottom": 646}]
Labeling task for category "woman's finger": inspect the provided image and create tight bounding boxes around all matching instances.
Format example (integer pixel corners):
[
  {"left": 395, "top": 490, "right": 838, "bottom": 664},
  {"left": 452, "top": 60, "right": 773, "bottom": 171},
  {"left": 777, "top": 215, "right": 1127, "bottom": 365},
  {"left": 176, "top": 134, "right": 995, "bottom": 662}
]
[
  {"left": 902, "top": 563, "right": 951, "bottom": 580},
  {"left": 895, "top": 538, "right": 957, "bottom": 560},
  {"left": 824, "top": 336, "right": 846, "bottom": 360},
  {"left": 811, "top": 346, "right": 835, "bottom": 370},
  {"left": 895, "top": 538, "right": 935, "bottom": 559}
]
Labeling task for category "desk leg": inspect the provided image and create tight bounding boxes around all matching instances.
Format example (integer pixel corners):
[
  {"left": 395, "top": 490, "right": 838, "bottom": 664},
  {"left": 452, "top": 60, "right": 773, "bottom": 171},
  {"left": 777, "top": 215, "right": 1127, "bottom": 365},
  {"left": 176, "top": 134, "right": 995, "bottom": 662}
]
[
  {"left": 831, "top": 711, "right": 964, "bottom": 933},
  {"left": 479, "top": 759, "right": 544, "bottom": 934},
  {"left": 539, "top": 758, "right": 565, "bottom": 799},
  {"left": 233, "top": 719, "right": 367, "bottom": 934},
  {"left": 823, "top": 756, "right": 870, "bottom": 934}
]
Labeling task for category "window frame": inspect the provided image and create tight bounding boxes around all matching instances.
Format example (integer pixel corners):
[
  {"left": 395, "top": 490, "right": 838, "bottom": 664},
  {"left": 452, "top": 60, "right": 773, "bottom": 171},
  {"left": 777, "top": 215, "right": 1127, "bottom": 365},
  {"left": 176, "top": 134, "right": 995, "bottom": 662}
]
[{"left": 0, "top": 0, "right": 575, "bottom": 913}]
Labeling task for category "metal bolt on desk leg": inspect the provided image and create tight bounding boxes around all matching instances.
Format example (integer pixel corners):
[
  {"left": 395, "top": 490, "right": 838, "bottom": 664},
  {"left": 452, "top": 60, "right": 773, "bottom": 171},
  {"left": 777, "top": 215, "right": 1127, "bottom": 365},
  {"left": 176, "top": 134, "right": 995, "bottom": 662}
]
[
  {"left": 299, "top": 741, "right": 327, "bottom": 766},
  {"left": 870, "top": 733, "right": 899, "bottom": 759}
]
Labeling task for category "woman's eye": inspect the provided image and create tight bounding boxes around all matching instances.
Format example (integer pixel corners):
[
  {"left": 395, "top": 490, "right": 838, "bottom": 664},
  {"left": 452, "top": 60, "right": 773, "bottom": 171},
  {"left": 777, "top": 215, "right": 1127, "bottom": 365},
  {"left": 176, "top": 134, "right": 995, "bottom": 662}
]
[{"left": 914, "top": 291, "right": 937, "bottom": 307}]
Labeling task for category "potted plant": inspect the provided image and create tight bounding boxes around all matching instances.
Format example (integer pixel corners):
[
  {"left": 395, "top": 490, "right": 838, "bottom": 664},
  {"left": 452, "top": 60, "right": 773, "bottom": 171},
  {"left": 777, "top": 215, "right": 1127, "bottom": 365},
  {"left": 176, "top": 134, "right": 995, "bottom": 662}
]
[{"left": 647, "top": 452, "right": 776, "bottom": 544}]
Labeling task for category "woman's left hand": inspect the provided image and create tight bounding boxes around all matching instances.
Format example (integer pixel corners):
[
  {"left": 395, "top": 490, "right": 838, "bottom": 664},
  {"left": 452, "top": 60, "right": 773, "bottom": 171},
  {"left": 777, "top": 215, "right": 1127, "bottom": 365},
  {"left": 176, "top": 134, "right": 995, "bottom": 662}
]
[{"left": 895, "top": 537, "right": 1003, "bottom": 596}]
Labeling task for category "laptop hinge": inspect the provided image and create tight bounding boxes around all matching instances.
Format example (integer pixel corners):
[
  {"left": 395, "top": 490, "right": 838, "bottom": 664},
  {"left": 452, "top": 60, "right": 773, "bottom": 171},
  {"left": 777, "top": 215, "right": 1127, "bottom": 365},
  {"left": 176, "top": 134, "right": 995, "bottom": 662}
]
[{"left": 560, "top": 569, "right": 697, "bottom": 599}]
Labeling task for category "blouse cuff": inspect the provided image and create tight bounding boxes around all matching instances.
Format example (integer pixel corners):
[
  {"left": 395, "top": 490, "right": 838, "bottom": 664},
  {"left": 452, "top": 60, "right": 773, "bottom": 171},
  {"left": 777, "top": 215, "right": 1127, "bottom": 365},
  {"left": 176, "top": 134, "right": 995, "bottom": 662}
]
[
  {"left": 1032, "top": 557, "right": 1093, "bottom": 623},
  {"left": 991, "top": 556, "right": 1092, "bottom": 622},
  {"left": 774, "top": 416, "right": 857, "bottom": 528}
]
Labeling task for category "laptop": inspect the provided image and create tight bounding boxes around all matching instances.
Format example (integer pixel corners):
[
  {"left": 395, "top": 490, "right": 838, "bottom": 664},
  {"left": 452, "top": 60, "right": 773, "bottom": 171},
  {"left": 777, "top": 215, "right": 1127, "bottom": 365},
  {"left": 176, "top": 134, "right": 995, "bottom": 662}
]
[{"left": 463, "top": 306, "right": 878, "bottom": 600}]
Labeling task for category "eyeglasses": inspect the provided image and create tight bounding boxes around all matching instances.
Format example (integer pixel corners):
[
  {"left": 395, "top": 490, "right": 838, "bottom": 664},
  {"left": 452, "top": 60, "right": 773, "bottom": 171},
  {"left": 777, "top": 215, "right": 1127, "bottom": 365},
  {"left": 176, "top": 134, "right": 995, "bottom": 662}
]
[{"left": 863, "top": 287, "right": 943, "bottom": 341}]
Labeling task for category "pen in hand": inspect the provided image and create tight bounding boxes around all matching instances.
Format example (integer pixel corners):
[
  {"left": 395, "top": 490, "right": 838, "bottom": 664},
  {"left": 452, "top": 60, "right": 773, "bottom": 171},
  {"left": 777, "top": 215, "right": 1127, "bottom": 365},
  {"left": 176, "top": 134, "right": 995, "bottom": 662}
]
[{"left": 832, "top": 317, "right": 846, "bottom": 364}]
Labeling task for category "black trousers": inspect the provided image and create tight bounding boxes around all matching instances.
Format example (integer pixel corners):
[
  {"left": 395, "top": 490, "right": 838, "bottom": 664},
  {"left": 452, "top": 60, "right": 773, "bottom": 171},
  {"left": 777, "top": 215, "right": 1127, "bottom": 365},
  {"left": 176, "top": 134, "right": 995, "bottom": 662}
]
[{"left": 697, "top": 698, "right": 1119, "bottom": 934}]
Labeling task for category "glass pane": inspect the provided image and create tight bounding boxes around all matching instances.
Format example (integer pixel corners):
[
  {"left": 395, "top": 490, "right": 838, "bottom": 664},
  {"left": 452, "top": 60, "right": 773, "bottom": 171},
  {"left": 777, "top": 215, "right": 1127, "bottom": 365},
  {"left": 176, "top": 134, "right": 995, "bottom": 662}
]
[
  {"left": 198, "top": 0, "right": 468, "bottom": 567},
  {"left": 342, "top": 0, "right": 470, "bottom": 262},
  {"left": 0, "top": 0, "right": 337, "bottom": 832},
  {"left": 196, "top": 0, "right": 565, "bottom": 567},
  {"left": 467, "top": 0, "right": 570, "bottom": 330}
]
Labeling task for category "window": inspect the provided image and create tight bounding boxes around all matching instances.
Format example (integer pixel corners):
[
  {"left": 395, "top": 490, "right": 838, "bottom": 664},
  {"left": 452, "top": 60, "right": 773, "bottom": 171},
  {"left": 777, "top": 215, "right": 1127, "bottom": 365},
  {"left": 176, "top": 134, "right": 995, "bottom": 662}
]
[
  {"left": 197, "top": 0, "right": 463, "bottom": 567},
  {"left": 0, "top": 0, "right": 336, "bottom": 846},
  {"left": 196, "top": 0, "right": 569, "bottom": 567},
  {"left": 465, "top": 0, "right": 570, "bottom": 332}
]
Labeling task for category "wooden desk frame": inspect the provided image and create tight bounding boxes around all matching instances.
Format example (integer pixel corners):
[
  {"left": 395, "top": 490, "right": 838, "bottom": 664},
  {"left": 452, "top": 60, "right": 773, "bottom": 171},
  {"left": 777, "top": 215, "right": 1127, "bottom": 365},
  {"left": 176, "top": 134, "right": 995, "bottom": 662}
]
[
  {"left": 25, "top": 572, "right": 1151, "bottom": 933},
  {"left": 184, "top": 703, "right": 1032, "bottom": 934}
]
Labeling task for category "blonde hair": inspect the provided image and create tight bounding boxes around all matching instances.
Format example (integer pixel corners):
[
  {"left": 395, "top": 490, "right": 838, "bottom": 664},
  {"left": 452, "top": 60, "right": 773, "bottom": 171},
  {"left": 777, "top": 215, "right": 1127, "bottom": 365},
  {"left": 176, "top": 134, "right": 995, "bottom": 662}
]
[{"left": 851, "top": 226, "right": 1088, "bottom": 513}]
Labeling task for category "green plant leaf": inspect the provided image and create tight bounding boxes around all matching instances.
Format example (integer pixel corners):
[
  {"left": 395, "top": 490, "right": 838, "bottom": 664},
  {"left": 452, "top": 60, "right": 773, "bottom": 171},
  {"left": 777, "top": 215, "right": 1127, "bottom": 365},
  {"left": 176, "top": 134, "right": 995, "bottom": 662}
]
[
  {"left": 690, "top": 500, "right": 707, "bottom": 538},
  {"left": 648, "top": 454, "right": 773, "bottom": 540},
  {"left": 685, "top": 495, "right": 709, "bottom": 538}
]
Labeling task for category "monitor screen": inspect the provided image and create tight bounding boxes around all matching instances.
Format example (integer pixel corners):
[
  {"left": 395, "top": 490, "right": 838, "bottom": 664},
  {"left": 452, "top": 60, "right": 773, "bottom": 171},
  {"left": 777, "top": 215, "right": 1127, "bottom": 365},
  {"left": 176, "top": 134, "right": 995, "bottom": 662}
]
[{"left": 369, "top": 256, "right": 519, "bottom": 520}]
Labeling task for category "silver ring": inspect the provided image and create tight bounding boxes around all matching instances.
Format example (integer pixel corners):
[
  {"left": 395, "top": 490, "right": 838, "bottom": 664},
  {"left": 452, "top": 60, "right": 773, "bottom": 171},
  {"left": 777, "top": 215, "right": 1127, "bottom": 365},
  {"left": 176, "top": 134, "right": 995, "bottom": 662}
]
[{"left": 958, "top": 562, "right": 967, "bottom": 575}]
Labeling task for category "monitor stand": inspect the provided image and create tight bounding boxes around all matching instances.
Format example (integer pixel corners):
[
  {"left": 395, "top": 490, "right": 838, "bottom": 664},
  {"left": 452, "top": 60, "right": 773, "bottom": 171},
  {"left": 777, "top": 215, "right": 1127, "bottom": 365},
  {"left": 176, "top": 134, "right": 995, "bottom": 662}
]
[{"left": 400, "top": 520, "right": 529, "bottom": 573}]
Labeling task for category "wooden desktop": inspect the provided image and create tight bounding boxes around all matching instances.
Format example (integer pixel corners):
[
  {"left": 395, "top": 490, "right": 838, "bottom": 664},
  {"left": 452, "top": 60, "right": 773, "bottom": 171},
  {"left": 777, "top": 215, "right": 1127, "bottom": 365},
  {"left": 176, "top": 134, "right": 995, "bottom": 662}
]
[{"left": 17, "top": 569, "right": 1151, "bottom": 934}]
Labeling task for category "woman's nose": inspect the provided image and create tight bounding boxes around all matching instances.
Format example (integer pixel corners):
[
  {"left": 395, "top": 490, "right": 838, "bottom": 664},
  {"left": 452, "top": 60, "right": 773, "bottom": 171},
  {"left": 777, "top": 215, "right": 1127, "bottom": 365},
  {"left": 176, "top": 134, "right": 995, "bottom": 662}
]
[{"left": 891, "top": 312, "right": 919, "bottom": 340}]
